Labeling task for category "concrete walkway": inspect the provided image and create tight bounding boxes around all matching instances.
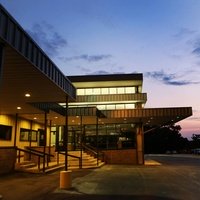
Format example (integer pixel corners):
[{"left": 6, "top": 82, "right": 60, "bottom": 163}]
[{"left": 1, "top": 155, "right": 200, "bottom": 200}]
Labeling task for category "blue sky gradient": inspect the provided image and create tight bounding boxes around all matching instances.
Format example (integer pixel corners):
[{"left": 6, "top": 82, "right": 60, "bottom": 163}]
[{"left": 0, "top": 0, "right": 199, "bottom": 138}]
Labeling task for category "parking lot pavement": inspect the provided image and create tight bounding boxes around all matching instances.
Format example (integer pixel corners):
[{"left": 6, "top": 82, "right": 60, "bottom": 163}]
[{"left": 1, "top": 155, "right": 200, "bottom": 200}]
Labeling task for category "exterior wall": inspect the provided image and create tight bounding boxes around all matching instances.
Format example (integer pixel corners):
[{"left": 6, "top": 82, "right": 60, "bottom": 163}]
[
  {"left": 136, "top": 124, "right": 144, "bottom": 164},
  {"left": 102, "top": 149, "right": 137, "bottom": 164},
  {"left": 0, "top": 147, "right": 16, "bottom": 174},
  {"left": 0, "top": 114, "right": 45, "bottom": 148}
]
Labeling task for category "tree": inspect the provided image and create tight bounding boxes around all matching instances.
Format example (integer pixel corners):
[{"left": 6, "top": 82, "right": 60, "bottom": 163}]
[
  {"left": 144, "top": 124, "right": 189, "bottom": 154},
  {"left": 190, "top": 134, "right": 200, "bottom": 149}
]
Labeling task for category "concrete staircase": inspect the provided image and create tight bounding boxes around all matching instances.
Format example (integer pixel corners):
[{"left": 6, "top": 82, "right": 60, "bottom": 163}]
[{"left": 15, "top": 150, "right": 105, "bottom": 173}]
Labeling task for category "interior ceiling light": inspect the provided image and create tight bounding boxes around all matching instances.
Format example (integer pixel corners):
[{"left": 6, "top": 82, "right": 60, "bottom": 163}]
[
  {"left": 33, "top": 117, "right": 37, "bottom": 120},
  {"left": 17, "top": 106, "right": 21, "bottom": 110},
  {"left": 54, "top": 116, "right": 58, "bottom": 119},
  {"left": 25, "top": 93, "right": 31, "bottom": 97}
]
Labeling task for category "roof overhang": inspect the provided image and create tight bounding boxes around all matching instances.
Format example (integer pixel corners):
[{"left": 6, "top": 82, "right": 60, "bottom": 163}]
[
  {"left": 101, "top": 107, "right": 193, "bottom": 127},
  {"left": 0, "top": 5, "right": 76, "bottom": 117},
  {"left": 68, "top": 74, "right": 143, "bottom": 88}
]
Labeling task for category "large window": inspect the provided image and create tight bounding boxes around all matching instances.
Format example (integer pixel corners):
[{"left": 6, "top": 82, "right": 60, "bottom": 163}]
[
  {"left": 20, "top": 128, "right": 37, "bottom": 142},
  {"left": 77, "top": 86, "right": 136, "bottom": 96},
  {"left": 0, "top": 124, "right": 12, "bottom": 141}
]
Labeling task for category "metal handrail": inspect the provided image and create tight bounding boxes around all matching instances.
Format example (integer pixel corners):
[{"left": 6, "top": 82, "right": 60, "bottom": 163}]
[
  {"left": 82, "top": 143, "right": 105, "bottom": 165},
  {"left": 26, "top": 147, "right": 54, "bottom": 157},
  {"left": 15, "top": 147, "right": 52, "bottom": 172},
  {"left": 57, "top": 151, "right": 82, "bottom": 169}
]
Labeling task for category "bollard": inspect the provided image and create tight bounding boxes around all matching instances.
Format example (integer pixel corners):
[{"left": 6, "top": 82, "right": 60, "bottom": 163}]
[{"left": 60, "top": 170, "right": 72, "bottom": 189}]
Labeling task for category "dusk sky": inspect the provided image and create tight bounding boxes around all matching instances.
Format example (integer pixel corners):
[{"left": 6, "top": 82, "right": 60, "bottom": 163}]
[{"left": 0, "top": 0, "right": 199, "bottom": 139}]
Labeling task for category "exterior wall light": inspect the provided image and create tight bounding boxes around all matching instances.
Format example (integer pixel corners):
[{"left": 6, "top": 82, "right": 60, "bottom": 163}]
[{"left": 25, "top": 93, "right": 31, "bottom": 97}]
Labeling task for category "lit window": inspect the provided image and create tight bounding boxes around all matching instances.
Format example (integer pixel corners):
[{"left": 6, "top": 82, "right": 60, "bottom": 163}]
[
  {"left": 93, "top": 88, "right": 101, "bottom": 95},
  {"left": 110, "top": 88, "right": 117, "bottom": 94},
  {"left": 97, "top": 105, "right": 106, "bottom": 110},
  {"left": 107, "top": 104, "right": 115, "bottom": 110},
  {"left": 77, "top": 89, "right": 85, "bottom": 96},
  {"left": 117, "top": 87, "right": 124, "bottom": 94},
  {"left": 125, "top": 87, "right": 135, "bottom": 94},
  {"left": 101, "top": 88, "right": 109, "bottom": 94},
  {"left": 125, "top": 104, "right": 135, "bottom": 109},
  {"left": 116, "top": 104, "right": 125, "bottom": 109},
  {"left": 85, "top": 88, "right": 93, "bottom": 95}
]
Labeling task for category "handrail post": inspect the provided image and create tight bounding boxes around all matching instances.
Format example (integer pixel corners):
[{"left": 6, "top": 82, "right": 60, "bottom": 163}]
[
  {"left": 38, "top": 157, "right": 40, "bottom": 171},
  {"left": 18, "top": 149, "right": 20, "bottom": 163},
  {"left": 57, "top": 152, "right": 59, "bottom": 164}
]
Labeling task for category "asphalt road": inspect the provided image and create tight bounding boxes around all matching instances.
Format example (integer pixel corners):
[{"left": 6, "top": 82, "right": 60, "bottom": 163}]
[{"left": 0, "top": 154, "right": 200, "bottom": 200}]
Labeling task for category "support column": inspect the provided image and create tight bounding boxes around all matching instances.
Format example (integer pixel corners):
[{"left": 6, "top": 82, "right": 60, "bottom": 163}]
[
  {"left": 14, "top": 113, "right": 18, "bottom": 147},
  {"left": 136, "top": 123, "right": 144, "bottom": 165},
  {"left": 80, "top": 115, "right": 83, "bottom": 169},
  {"left": 96, "top": 116, "right": 99, "bottom": 166},
  {"left": 29, "top": 120, "right": 33, "bottom": 148},
  {"left": 48, "top": 120, "right": 52, "bottom": 161},
  {"left": 43, "top": 112, "right": 47, "bottom": 172},
  {"left": 64, "top": 95, "right": 68, "bottom": 171},
  {"left": 0, "top": 44, "right": 4, "bottom": 84},
  {"left": 60, "top": 95, "right": 72, "bottom": 189}
]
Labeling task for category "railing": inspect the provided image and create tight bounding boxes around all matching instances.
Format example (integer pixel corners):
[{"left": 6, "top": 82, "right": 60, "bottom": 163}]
[
  {"left": 26, "top": 147, "right": 54, "bottom": 168},
  {"left": 16, "top": 147, "right": 54, "bottom": 172},
  {"left": 57, "top": 151, "right": 82, "bottom": 169},
  {"left": 82, "top": 143, "right": 104, "bottom": 165}
]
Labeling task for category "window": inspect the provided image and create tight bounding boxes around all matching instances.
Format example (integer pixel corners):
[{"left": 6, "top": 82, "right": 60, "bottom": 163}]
[
  {"left": 109, "top": 88, "right": 117, "bottom": 94},
  {"left": 117, "top": 87, "right": 124, "bottom": 94},
  {"left": 85, "top": 88, "right": 93, "bottom": 95},
  {"left": 125, "top": 104, "right": 135, "bottom": 109},
  {"left": 116, "top": 104, "right": 125, "bottom": 109},
  {"left": 20, "top": 128, "right": 37, "bottom": 142},
  {"left": 77, "top": 89, "right": 85, "bottom": 96},
  {"left": 93, "top": 88, "right": 101, "bottom": 95},
  {"left": 0, "top": 125, "right": 12, "bottom": 140},
  {"left": 101, "top": 88, "right": 109, "bottom": 94},
  {"left": 125, "top": 87, "right": 135, "bottom": 94},
  {"left": 97, "top": 105, "right": 106, "bottom": 110},
  {"left": 107, "top": 104, "right": 115, "bottom": 110}
]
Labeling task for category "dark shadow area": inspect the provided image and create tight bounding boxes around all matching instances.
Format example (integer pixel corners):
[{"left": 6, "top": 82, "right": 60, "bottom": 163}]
[{"left": 44, "top": 194, "right": 180, "bottom": 200}]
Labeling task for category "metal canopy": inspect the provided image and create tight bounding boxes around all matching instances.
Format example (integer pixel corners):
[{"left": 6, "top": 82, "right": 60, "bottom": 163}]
[
  {"left": 0, "top": 5, "right": 76, "bottom": 118},
  {"left": 101, "top": 107, "right": 192, "bottom": 127}
]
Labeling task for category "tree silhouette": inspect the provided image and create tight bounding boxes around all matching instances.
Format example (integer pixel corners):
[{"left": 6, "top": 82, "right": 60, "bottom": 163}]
[{"left": 144, "top": 124, "right": 189, "bottom": 154}]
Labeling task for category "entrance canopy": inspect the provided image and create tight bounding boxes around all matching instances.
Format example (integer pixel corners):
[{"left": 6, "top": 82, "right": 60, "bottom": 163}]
[
  {"left": 101, "top": 107, "right": 192, "bottom": 127},
  {"left": 0, "top": 5, "right": 76, "bottom": 121}
]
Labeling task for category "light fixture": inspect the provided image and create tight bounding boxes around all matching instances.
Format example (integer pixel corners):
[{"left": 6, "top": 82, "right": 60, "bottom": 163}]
[
  {"left": 54, "top": 116, "right": 58, "bottom": 119},
  {"left": 25, "top": 93, "right": 31, "bottom": 97},
  {"left": 33, "top": 117, "right": 37, "bottom": 120},
  {"left": 17, "top": 106, "right": 21, "bottom": 110}
]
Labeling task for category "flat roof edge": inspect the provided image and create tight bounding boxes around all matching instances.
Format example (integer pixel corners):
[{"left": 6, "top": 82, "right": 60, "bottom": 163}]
[{"left": 0, "top": 4, "right": 76, "bottom": 99}]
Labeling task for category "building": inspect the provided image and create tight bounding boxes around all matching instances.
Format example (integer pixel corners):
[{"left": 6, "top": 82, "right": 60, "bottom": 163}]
[{"left": 0, "top": 5, "right": 192, "bottom": 174}]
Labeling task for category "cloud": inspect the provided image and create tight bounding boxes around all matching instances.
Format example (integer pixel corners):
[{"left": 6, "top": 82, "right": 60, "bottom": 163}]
[
  {"left": 89, "top": 70, "right": 111, "bottom": 75},
  {"left": 28, "top": 22, "right": 67, "bottom": 57},
  {"left": 76, "top": 66, "right": 92, "bottom": 74},
  {"left": 145, "top": 70, "right": 200, "bottom": 86},
  {"left": 192, "top": 47, "right": 200, "bottom": 56},
  {"left": 62, "top": 54, "right": 112, "bottom": 62},
  {"left": 173, "top": 28, "right": 196, "bottom": 39}
]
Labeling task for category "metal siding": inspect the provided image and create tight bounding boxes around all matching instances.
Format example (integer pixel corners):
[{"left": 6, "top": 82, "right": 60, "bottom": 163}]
[{"left": 0, "top": 5, "right": 76, "bottom": 99}]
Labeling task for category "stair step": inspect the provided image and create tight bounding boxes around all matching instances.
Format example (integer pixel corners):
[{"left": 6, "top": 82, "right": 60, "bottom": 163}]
[{"left": 15, "top": 150, "right": 105, "bottom": 173}]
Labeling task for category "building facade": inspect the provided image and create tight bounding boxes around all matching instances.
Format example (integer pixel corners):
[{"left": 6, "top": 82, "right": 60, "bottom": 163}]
[{"left": 0, "top": 4, "right": 192, "bottom": 174}]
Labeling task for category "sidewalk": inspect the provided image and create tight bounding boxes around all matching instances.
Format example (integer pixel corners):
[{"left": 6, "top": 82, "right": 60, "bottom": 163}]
[{"left": 1, "top": 155, "right": 200, "bottom": 200}]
